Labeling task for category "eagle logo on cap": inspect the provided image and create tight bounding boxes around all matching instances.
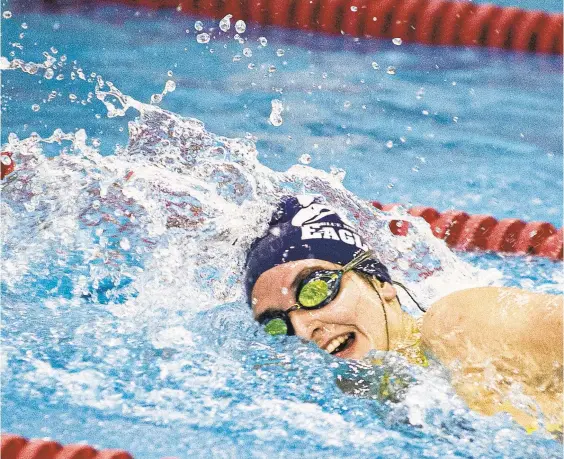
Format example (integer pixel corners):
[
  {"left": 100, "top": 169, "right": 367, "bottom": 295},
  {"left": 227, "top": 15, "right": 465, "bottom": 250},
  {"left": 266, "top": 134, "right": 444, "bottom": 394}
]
[{"left": 291, "top": 196, "right": 336, "bottom": 227}]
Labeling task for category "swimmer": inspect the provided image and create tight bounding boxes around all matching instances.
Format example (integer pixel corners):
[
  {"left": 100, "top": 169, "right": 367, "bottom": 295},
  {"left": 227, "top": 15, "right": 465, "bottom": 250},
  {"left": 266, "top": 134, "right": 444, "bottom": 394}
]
[{"left": 245, "top": 195, "right": 563, "bottom": 434}]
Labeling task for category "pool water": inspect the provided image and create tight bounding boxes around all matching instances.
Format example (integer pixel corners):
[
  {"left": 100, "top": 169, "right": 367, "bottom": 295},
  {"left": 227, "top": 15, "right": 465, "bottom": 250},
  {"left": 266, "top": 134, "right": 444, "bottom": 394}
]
[{"left": 2, "top": 2, "right": 562, "bottom": 458}]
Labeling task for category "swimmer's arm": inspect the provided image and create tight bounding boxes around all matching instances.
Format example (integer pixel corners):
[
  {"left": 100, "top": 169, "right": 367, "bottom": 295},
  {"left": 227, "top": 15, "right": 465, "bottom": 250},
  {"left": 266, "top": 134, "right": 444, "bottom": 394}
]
[
  {"left": 420, "top": 287, "right": 563, "bottom": 432},
  {"left": 420, "top": 286, "right": 563, "bottom": 368}
]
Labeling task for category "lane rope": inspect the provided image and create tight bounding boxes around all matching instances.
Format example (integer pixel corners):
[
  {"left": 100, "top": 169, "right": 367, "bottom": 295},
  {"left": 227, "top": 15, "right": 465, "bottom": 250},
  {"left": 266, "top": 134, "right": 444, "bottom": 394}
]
[
  {"left": 373, "top": 201, "right": 562, "bottom": 260},
  {"left": 84, "top": 0, "right": 564, "bottom": 54},
  {"left": 1, "top": 434, "right": 134, "bottom": 459}
]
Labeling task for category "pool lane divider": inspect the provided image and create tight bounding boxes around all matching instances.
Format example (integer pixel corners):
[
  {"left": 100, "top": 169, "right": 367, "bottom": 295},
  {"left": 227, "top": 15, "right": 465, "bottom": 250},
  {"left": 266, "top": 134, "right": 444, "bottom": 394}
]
[
  {"left": 1, "top": 434, "right": 134, "bottom": 459},
  {"left": 90, "top": 0, "right": 564, "bottom": 54},
  {"left": 373, "top": 201, "right": 563, "bottom": 261},
  {"left": 1, "top": 151, "right": 561, "bottom": 260}
]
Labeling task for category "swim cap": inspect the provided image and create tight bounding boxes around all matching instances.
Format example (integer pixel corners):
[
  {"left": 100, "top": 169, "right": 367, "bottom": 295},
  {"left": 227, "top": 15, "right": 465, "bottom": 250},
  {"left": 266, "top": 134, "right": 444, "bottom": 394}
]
[{"left": 245, "top": 195, "right": 392, "bottom": 302}]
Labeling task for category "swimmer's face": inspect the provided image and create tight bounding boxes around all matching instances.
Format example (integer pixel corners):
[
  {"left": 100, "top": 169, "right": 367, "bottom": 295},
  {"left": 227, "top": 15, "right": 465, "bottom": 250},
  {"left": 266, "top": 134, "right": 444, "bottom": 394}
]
[{"left": 251, "top": 259, "right": 395, "bottom": 359}]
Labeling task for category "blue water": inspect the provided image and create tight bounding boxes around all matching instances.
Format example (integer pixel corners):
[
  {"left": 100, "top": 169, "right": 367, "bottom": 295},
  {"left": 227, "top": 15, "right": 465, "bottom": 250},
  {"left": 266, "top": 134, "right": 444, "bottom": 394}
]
[
  {"left": 2, "top": 2, "right": 563, "bottom": 458},
  {"left": 472, "top": 0, "right": 562, "bottom": 12},
  {"left": 3, "top": 2, "right": 562, "bottom": 225}
]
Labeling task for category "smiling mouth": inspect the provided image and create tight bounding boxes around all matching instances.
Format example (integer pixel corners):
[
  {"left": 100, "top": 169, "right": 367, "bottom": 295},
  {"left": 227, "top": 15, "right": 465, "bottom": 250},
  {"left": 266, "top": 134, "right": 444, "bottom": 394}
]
[{"left": 324, "top": 332, "right": 355, "bottom": 355}]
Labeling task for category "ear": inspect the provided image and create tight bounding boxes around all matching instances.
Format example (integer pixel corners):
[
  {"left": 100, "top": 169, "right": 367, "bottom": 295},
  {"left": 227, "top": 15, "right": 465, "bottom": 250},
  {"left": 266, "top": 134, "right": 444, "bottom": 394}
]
[{"left": 381, "top": 282, "right": 397, "bottom": 302}]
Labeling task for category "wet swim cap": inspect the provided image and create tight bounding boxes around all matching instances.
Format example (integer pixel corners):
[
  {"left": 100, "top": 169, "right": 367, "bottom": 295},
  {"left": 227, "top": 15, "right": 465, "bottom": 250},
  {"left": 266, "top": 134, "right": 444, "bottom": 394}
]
[{"left": 245, "top": 195, "right": 391, "bottom": 302}]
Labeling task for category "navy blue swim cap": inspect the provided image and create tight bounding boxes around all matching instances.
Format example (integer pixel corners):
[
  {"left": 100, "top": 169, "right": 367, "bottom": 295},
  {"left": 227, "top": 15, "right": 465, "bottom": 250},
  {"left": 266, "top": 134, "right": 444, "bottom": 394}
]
[{"left": 245, "top": 195, "right": 392, "bottom": 303}]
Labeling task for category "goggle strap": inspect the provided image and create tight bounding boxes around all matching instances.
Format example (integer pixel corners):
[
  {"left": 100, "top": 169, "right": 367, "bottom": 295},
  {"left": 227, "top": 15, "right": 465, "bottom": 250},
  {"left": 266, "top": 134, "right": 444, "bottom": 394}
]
[
  {"left": 341, "top": 249, "right": 373, "bottom": 273},
  {"left": 392, "top": 280, "right": 426, "bottom": 313}
]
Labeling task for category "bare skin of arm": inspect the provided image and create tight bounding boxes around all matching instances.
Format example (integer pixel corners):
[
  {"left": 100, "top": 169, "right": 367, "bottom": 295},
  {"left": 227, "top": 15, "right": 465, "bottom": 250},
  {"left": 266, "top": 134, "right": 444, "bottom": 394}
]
[{"left": 420, "top": 287, "right": 563, "bottom": 433}]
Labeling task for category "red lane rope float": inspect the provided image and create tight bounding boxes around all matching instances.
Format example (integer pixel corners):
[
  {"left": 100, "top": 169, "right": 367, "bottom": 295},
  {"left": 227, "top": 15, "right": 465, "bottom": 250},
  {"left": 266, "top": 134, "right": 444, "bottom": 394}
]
[
  {"left": 1, "top": 434, "right": 134, "bottom": 459},
  {"left": 372, "top": 202, "right": 563, "bottom": 260},
  {"left": 93, "top": 0, "right": 563, "bottom": 54}
]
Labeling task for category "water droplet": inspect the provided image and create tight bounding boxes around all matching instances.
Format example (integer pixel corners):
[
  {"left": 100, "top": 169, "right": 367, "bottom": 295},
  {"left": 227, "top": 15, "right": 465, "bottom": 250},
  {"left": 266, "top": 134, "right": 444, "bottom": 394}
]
[
  {"left": 387, "top": 183, "right": 394, "bottom": 189},
  {"left": 196, "top": 33, "right": 210, "bottom": 44},
  {"left": 392, "top": 37, "right": 402, "bottom": 45},
  {"left": 219, "top": 14, "right": 232, "bottom": 32},
  {"left": 21, "top": 22, "right": 28, "bottom": 29},
  {"left": 299, "top": 154, "right": 312, "bottom": 165},
  {"left": 343, "top": 101, "right": 351, "bottom": 109},
  {"left": 31, "top": 104, "right": 40, "bottom": 112},
  {"left": 69, "top": 94, "right": 77, "bottom": 101},
  {"left": 120, "top": 238, "right": 131, "bottom": 250},
  {"left": 235, "top": 20, "right": 246, "bottom": 33},
  {"left": 44, "top": 68, "right": 54, "bottom": 79},
  {"left": 269, "top": 99, "right": 284, "bottom": 126},
  {"left": 232, "top": 54, "right": 242, "bottom": 62},
  {"left": 23, "top": 63, "right": 38, "bottom": 75},
  {"left": 3, "top": 11, "right": 12, "bottom": 19},
  {"left": 386, "top": 66, "right": 396, "bottom": 75},
  {"left": 247, "top": 63, "right": 256, "bottom": 70},
  {"left": 452, "top": 116, "right": 458, "bottom": 123},
  {"left": 165, "top": 80, "right": 176, "bottom": 92},
  {"left": 50, "top": 46, "right": 58, "bottom": 54},
  {"left": 276, "top": 49, "right": 285, "bottom": 57},
  {"left": 56, "top": 74, "right": 64, "bottom": 81},
  {"left": 92, "top": 138, "right": 101, "bottom": 147},
  {"left": 52, "top": 22, "right": 60, "bottom": 30},
  {"left": 194, "top": 20, "right": 204, "bottom": 31},
  {"left": 268, "top": 65, "right": 276, "bottom": 73},
  {"left": 258, "top": 36, "right": 268, "bottom": 46},
  {"left": 350, "top": 6, "right": 358, "bottom": 12},
  {"left": 322, "top": 72, "right": 328, "bottom": 79},
  {"left": 411, "top": 165, "right": 419, "bottom": 172},
  {"left": 371, "top": 62, "right": 380, "bottom": 70},
  {"left": 1, "top": 155, "right": 12, "bottom": 166},
  {"left": 422, "top": 110, "right": 429, "bottom": 115},
  {"left": 385, "top": 140, "right": 393, "bottom": 148},
  {"left": 281, "top": 287, "right": 288, "bottom": 295},
  {"left": 167, "top": 70, "right": 173, "bottom": 77},
  {"left": 243, "top": 47, "right": 252, "bottom": 57},
  {"left": 151, "top": 93, "right": 163, "bottom": 104}
]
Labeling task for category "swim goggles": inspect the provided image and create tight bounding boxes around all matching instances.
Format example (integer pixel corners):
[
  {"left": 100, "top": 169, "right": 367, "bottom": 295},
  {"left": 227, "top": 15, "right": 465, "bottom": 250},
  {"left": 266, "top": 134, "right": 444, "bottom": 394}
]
[{"left": 258, "top": 250, "right": 375, "bottom": 336}]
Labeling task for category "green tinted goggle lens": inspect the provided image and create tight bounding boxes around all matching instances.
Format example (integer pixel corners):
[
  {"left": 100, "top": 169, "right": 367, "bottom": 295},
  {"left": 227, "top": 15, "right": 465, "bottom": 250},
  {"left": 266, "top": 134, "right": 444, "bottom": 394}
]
[
  {"left": 264, "top": 317, "right": 288, "bottom": 336},
  {"left": 298, "top": 279, "right": 330, "bottom": 307}
]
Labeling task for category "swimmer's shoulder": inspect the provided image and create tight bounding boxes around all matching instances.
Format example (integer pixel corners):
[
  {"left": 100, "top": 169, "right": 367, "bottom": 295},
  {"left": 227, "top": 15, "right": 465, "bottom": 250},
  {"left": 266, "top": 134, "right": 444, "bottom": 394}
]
[
  {"left": 424, "top": 286, "right": 561, "bottom": 318},
  {"left": 421, "top": 286, "right": 562, "bottom": 360}
]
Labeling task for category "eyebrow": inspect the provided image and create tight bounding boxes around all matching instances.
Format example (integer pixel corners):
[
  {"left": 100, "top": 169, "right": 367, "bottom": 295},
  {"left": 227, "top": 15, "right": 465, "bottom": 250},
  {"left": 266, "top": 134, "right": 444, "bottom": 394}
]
[{"left": 254, "top": 265, "right": 327, "bottom": 323}]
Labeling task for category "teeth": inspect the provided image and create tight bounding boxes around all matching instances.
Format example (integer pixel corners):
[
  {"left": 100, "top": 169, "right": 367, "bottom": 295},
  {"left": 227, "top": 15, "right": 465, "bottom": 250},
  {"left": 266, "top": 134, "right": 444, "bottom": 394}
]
[{"left": 324, "top": 333, "right": 351, "bottom": 354}]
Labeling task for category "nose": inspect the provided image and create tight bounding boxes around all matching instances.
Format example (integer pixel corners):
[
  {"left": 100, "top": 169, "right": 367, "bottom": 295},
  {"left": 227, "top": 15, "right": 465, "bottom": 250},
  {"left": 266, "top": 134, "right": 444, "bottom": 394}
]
[{"left": 289, "top": 308, "right": 324, "bottom": 342}]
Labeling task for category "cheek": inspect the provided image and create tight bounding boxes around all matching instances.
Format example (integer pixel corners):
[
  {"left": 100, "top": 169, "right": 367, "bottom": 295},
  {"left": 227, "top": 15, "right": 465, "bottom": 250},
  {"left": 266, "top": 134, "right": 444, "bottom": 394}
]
[{"left": 331, "top": 280, "right": 372, "bottom": 322}]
